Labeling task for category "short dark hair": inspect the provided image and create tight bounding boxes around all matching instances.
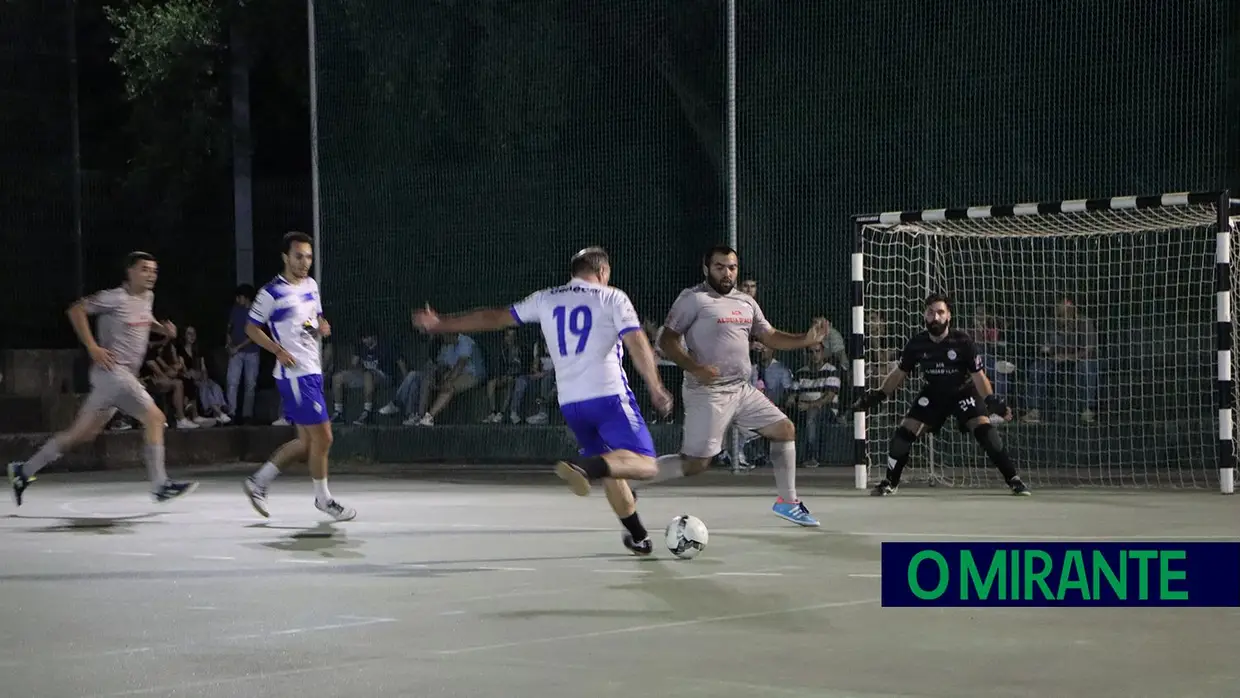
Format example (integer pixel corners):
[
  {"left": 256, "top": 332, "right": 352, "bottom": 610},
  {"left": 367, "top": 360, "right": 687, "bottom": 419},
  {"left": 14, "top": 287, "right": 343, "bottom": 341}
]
[
  {"left": 282, "top": 231, "right": 313, "bottom": 254},
  {"left": 235, "top": 283, "right": 256, "bottom": 301},
  {"left": 702, "top": 245, "right": 738, "bottom": 267},
  {"left": 570, "top": 246, "right": 609, "bottom": 276},
  {"left": 125, "top": 251, "right": 156, "bottom": 269},
  {"left": 924, "top": 292, "right": 953, "bottom": 311}
]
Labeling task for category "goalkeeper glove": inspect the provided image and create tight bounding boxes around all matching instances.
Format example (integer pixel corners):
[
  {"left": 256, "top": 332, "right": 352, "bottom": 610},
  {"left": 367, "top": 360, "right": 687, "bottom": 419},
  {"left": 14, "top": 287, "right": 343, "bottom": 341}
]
[
  {"left": 851, "top": 388, "right": 887, "bottom": 412},
  {"left": 984, "top": 394, "right": 1008, "bottom": 417}
]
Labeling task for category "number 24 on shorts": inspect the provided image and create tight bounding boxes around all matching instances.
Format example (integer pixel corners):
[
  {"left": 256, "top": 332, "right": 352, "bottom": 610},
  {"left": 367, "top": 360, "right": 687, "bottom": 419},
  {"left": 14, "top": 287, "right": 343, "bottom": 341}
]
[{"left": 552, "top": 305, "right": 593, "bottom": 356}]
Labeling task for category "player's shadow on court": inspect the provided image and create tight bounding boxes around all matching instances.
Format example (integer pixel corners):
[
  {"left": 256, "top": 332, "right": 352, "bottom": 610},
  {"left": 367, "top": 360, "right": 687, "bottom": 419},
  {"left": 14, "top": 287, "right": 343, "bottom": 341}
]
[
  {"left": 14, "top": 513, "right": 164, "bottom": 535},
  {"left": 247, "top": 521, "right": 367, "bottom": 560}
]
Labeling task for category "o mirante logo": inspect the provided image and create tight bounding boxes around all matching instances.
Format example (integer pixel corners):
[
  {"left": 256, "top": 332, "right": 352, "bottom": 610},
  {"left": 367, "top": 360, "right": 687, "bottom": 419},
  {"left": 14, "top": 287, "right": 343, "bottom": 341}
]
[{"left": 880, "top": 542, "right": 1240, "bottom": 607}]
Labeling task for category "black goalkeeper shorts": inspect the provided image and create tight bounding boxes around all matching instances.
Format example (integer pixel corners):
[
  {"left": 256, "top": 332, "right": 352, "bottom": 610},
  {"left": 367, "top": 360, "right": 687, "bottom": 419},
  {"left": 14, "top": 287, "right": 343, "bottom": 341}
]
[{"left": 904, "top": 385, "right": 985, "bottom": 434}]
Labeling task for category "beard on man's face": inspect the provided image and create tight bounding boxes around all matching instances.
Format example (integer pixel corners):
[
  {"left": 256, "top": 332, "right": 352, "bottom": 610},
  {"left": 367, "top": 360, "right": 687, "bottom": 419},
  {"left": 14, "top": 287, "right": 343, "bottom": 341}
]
[
  {"left": 707, "top": 275, "right": 734, "bottom": 294},
  {"left": 926, "top": 319, "right": 948, "bottom": 336}
]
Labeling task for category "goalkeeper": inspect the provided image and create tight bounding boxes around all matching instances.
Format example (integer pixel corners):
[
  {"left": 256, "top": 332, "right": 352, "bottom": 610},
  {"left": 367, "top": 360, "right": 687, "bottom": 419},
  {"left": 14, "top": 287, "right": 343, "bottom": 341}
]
[{"left": 852, "top": 293, "right": 1031, "bottom": 497}]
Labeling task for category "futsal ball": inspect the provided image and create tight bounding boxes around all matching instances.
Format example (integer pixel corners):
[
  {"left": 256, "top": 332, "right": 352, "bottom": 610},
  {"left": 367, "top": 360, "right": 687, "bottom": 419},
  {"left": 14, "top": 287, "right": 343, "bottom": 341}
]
[{"left": 665, "top": 514, "right": 709, "bottom": 559}]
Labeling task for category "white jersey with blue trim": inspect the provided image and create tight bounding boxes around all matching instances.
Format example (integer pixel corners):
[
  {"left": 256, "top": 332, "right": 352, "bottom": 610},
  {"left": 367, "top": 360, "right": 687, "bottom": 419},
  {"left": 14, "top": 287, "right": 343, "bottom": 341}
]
[
  {"left": 248, "top": 275, "right": 324, "bottom": 379},
  {"left": 508, "top": 277, "right": 642, "bottom": 405}
]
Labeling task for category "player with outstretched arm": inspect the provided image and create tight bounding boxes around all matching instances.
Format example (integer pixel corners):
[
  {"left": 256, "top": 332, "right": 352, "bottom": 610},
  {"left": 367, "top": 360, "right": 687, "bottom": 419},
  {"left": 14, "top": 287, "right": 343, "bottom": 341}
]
[
  {"left": 241, "top": 232, "right": 356, "bottom": 522},
  {"left": 8, "top": 252, "right": 198, "bottom": 505},
  {"left": 852, "top": 292, "right": 1031, "bottom": 496},
  {"left": 413, "top": 247, "right": 674, "bottom": 555},
  {"left": 635, "top": 245, "right": 827, "bottom": 527}
]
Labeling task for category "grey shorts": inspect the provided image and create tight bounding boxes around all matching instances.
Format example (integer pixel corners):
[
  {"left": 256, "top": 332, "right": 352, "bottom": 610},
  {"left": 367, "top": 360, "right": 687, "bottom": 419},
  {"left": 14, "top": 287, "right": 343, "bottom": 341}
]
[
  {"left": 81, "top": 369, "right": 156, "bottom": 420},
  {"left": 680, "top": 382, "right": 788, "bottom": 458}
]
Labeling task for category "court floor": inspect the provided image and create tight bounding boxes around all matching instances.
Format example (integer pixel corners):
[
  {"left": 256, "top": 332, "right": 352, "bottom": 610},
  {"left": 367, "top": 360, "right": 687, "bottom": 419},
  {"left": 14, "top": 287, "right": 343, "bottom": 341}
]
[{"left": 0, "top": 469, "right": 1236, "bottom": 698}]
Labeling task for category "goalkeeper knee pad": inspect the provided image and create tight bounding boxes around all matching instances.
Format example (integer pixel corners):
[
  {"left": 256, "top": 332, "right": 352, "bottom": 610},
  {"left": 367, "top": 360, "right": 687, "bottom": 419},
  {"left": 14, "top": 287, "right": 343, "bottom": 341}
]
[
  {"left": 889, "top": 425, "right": 918, "bottom": 459},
  {"left": 973, "top": 423, "right": 1003, "bottom": 455}
]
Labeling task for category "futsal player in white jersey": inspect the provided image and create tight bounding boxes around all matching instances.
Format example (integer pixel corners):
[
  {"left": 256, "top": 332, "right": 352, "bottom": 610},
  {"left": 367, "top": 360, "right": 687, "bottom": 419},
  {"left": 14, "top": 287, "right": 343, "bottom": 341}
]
[
  {"left": 8, "top": 252, "right": 198, "bottom": 505},
  {"left": 241, "top": 232, "right": 355, "bottom": 521},
  {"left": 639, "top": 245, "right": 826, "bottom": 527},
  {"left": 414, "top": 247, "right": 674, "bottom": 555}
]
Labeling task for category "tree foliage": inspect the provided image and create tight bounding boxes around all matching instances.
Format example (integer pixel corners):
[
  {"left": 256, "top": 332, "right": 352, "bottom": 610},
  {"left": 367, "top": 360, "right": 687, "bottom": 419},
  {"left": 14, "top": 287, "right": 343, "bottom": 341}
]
[{"left": 104, "top": 0, "right": 226, "bottom": 213}]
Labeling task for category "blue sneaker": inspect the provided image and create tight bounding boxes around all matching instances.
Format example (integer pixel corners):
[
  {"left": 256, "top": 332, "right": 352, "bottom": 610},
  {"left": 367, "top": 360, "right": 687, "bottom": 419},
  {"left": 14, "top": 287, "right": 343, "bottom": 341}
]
[
  {"left": 152, "top": 480, "right": 199, "bottom": 503},
  {"left": 7, "top": 461, "right": 33, "bottom": 507},
  {"left": 772, "top": 498, "right": 819, "bottom": 527}
]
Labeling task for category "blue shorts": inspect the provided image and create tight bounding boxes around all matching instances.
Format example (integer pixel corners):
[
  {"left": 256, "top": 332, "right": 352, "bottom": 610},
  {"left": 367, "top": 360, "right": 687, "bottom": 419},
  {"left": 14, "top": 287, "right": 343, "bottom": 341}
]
[
  {"left": 276, "top": 374, "right": 330, "bottom": 425},
  {"left": 560, "top": 393, "right": 656, "bottom": 458}
]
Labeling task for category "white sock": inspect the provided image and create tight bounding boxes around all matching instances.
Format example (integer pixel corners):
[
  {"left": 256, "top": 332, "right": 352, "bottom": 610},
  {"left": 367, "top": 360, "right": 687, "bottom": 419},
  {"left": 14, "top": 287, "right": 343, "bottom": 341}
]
[
  {"left": 770, "top": 440, "right": 797, "bottom": 502},
  {"left": 252, "top": 461, "right": 280, "bottom": 487},
  {"left": 144, "top": 443, "right": 168, "bottom": 489},
  {"left": 633, "top": 454, "right": 688, "bottom": 489},
  {"left": 24, "top": 438, "right": 63, "bottom": 476},
  {"left": 313, "top": 478, "right": 331, "bottom": 503}
]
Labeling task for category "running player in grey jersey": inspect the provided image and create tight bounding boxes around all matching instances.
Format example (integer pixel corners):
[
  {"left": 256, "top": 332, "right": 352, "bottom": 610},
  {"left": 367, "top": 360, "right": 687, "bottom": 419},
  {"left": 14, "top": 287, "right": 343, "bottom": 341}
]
[
  {"left": 7, "top": 252, "right": 198, "bottom": 506},
  {"left": 634, "top": 245, "right": 827, "bottom": 527}
]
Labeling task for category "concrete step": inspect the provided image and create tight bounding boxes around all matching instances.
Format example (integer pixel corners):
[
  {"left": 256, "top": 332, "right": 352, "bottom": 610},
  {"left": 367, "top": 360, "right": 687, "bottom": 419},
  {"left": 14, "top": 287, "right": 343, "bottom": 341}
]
[
  {"left": 0, "top": 425, "right": 296, "bottom": 471},
  {"left": 0, "top": 393, "right": 88, "bottom": 433},
  {"left": 1, "top": 349, "right": 84, "bottom": 396}
]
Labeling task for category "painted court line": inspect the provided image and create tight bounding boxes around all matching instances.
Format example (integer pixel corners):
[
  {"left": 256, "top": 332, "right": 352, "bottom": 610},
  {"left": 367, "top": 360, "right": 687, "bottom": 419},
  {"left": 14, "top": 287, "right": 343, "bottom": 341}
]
[
  {"left": 109, "top": 552, "right": 154, "bottom": 558},
  {"left": 436, "top": 597, "right": 880, "bottom": 655},
  {"left": 476, "top": 566, "right": 537, "bottom": 572},
  {"left": 848, "top": 573, "right": 882, "bottom": 579},
  {"left": 715, "top": 572, "right": 783, "bottom": 577},
  {"left": 226, "top": 616, "right": 397, "bottom": 641},
  {"left": 279, "top": 558, "right": 328, "bottom": 565},
  {"left": 81, "top": 658, "right": 389, "bottom": 698},
  {"left": 192, "top": 555, "right": 236, "bottom": 561}
]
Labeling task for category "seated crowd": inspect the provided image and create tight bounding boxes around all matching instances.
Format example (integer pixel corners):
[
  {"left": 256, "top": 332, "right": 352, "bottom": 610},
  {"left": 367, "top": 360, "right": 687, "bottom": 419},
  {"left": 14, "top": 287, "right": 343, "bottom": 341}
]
[{"left": 113, "top": 283, "right": 1099, "bottom": 473}]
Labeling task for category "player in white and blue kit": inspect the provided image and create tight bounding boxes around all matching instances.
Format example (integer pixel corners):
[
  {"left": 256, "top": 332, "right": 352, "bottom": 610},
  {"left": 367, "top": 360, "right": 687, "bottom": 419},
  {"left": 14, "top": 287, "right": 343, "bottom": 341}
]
[
  {"left": 241, "top": 232, "right": 355, "bottom": 521},
  {"left": 414, "top": 247, "right": 673, "bottom": 555}
]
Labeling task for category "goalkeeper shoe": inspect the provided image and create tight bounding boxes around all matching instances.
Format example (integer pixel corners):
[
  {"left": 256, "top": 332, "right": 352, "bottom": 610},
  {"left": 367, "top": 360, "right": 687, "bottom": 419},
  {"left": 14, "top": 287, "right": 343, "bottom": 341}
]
[
  {"left": 870, "top": 479, "right": 898, "bottom": 497},
  {"left": 1009, "top": 479, "right": 1032, "bottom": 496}
]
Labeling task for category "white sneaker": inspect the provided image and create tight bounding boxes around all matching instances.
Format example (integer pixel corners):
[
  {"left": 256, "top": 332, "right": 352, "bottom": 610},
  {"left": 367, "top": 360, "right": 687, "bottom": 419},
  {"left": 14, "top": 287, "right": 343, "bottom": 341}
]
[
  {"left": 402, "top": 414, "right": 421, "bottom": 426},
  {"left": 316, "top": 498, "right": 356, "bottom": 522},
  {"left": 509, "top": 412, "right": 522, "bottom": 424},
  {"left": 378, "top": 402, "right": 400, "bottom": 416},
  {"left": 272, "top": 417, "right": 290, "bottom": 426},
  {"left": 216, "top": 413, "right": 232, "bottom": 425},
  {"left": 417, "top": 414, "right": 434, "bottom": 427},
  {"left": 526, "top": 411, "right": 549, "bottom": 425},
  {"left": 176, "top": 418, "right": 199, "bottom": 429},
  {"left": 243, "top": 477, "right": 269, "bottom": 518}
]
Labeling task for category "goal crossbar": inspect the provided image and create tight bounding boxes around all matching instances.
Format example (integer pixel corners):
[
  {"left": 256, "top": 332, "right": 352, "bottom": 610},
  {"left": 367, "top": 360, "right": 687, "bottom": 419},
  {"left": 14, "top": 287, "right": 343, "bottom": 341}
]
[{"left": 847, "top": 190, "right": 1238, "bottom": 494}]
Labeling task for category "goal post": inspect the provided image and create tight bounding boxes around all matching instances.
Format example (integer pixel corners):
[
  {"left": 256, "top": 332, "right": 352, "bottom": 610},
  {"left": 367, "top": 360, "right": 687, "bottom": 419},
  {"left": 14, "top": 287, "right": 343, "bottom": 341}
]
[{"left": 849, "top": 191, "right": 1237, "bottom": 494}]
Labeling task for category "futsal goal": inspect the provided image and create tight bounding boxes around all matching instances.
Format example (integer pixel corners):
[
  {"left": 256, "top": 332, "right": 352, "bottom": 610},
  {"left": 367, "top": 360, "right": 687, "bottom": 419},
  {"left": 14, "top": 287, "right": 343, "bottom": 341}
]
[{"left": 849, "top": 191, "right": 1237, "bottom": 494}]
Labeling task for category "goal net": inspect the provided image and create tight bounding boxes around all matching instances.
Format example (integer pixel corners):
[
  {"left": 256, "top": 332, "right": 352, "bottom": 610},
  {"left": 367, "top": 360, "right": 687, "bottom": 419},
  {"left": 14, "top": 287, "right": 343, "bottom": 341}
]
[{"left": 850, "top": 192, "right": 1236, "bottom": 493}]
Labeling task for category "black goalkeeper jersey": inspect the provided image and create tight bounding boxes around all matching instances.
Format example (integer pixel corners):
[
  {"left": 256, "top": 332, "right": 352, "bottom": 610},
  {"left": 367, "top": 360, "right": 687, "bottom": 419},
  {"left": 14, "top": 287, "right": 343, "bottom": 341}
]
[{"left": 897, "top": 328, "right": 983, "bottom": 393}]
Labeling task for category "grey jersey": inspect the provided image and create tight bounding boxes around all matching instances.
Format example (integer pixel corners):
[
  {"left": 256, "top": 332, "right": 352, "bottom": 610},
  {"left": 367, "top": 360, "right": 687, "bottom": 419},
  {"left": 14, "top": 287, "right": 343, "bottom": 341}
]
[
  {"left": 83, "top": 287, "right": 155, "bottom": 375},
  {"left": 663, "top": 282, "right": 773, "bottom": 390}
]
